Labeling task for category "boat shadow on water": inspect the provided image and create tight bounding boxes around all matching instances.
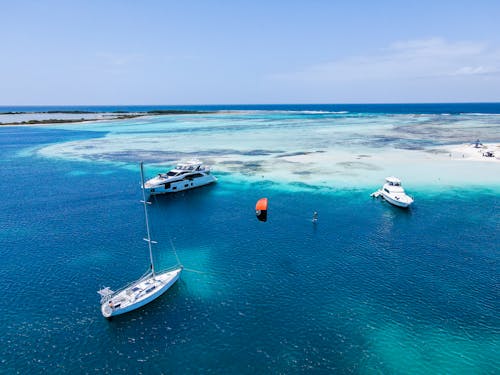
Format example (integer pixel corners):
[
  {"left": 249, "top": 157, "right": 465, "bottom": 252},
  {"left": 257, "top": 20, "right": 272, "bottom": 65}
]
[
  {"left": 382, "top": 199, "right": 415, "bottom": 214},
  {"left": 373, "top": 198, "right": 416, "bottom": 223}
]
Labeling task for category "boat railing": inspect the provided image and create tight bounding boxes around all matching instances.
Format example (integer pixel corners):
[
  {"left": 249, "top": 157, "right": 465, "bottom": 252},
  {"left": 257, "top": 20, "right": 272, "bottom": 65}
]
[
  {"left": 97, "top": 287, "right": 115, "bottom": 303},
  {"left": 100, "top": 269, "right": 153, "bottom": 300},
  {"left": 100, "top": 264, "right": 182, "bottom": 301}
]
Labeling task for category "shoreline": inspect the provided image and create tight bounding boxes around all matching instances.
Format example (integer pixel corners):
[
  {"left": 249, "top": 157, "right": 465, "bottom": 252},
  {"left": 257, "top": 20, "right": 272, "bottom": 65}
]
[{"left": 0, "top": 110, "right": 213, "bottom": 126}]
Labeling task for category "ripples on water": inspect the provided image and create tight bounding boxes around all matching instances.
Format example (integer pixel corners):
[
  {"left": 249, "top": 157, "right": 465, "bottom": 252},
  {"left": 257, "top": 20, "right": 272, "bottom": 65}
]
[{"left": 0, "top": 120, "right": 499, "bottom": 373}]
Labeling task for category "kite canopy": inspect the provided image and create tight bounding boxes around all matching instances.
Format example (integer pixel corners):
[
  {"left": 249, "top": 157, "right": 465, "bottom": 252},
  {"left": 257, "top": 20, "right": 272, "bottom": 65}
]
[{"left": 255, "top": 198, "right": 268, "bottom": 222}]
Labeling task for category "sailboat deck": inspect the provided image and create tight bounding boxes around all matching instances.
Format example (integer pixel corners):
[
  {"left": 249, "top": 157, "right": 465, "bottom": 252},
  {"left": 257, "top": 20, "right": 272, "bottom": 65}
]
[{"left": 102, "top": 269, "right": 181, "bottom": 317}]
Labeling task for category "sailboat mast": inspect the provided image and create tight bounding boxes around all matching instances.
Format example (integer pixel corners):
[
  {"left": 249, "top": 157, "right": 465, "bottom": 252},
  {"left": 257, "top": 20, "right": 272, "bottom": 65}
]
[{"left": 140, "top": 162, "right": 156, "bottom": 278}]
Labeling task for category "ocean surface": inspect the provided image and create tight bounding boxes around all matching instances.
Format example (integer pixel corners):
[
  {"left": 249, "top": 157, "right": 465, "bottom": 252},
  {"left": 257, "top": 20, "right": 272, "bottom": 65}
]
[
  {"left": 0, "top": 104, "right": 499, "bottom": 373},
  {"left": 2, "top": 102, "right": 500, "bottom": 114}
]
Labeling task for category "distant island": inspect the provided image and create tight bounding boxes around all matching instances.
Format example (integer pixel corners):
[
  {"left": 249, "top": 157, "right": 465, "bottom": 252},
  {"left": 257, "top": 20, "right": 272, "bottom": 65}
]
[{"left": 0, "top": 109, "right": 212, "bottom": 126}]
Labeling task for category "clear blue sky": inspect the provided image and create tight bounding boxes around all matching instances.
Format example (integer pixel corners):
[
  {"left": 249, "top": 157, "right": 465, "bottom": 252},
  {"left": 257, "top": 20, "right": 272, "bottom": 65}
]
[{"left": 1, "top": 0, "right": 499, "bottom": 104}]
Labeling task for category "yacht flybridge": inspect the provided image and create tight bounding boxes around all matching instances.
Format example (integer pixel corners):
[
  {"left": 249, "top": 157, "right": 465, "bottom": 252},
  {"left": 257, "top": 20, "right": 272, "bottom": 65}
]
[
  {"left": 371, "top": 177, "right": 414, "bottom": 208},
  {"left": 98, "top": 163, "right": 182, "bottom": 318},
  {"left": 143, "top": 159, "right": 217, "bottom": 195}
]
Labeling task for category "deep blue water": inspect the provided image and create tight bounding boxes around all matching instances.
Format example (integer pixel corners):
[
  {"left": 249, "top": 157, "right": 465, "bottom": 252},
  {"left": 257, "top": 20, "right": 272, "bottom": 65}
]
[
  {"left": 0, "top": 109, "right": 499, "bottom": 373},
  {"left": 2, "top": 102, "right": 500, "bottom": 114}
]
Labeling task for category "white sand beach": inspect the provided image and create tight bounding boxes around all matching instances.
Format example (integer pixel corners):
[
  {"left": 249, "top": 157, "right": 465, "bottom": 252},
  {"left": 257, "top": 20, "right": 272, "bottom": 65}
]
[{"left": 441, "top": 143, "right": 500, "bottom": 162}]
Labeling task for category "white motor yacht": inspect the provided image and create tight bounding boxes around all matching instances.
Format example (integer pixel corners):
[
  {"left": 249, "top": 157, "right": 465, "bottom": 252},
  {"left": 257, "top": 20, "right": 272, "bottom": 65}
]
[
  {"left": 374, "top": 177, "right": 414, "bottom": 208},
  {"left": 143, "top": 159, "right": 217, "bottom": 195}
]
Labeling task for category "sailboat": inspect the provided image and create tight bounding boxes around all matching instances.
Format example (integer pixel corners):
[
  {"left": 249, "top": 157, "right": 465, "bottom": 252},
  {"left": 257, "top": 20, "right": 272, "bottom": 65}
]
[{"left": 97, "top": 162, "right": 183, "bottom": 318}]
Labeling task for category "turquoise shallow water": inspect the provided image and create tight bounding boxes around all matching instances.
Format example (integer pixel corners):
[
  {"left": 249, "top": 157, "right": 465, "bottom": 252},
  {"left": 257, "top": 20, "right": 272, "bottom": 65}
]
[
  {"left": 0, "top": 107, "right": 499, "bottom": 373},
  {"left": 28, "top": 103, "right": 500, "bottom": 191}
]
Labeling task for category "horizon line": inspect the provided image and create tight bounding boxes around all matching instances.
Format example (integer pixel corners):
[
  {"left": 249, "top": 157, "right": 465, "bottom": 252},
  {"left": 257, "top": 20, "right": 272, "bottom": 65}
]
[{"left": 1, "top": 101, "right": 500, "bottom": 107}]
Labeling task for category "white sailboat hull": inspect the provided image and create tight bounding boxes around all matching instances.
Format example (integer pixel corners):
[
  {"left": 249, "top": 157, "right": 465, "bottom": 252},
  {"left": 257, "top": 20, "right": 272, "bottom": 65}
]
[{"left": 101, "top": 268, "right": 182, "bottom": 318}]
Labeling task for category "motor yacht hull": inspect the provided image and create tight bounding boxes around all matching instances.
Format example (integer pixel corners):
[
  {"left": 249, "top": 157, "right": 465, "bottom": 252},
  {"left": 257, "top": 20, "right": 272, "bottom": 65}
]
[
  {"left": 145, "top": 175, "right": 217, "bottom": 195},
  {"left": 381, "top": 192, "right": 413, "bottom": 208},
  {"left": 101, "top": 268, "right": 182, "bottom": 318}
]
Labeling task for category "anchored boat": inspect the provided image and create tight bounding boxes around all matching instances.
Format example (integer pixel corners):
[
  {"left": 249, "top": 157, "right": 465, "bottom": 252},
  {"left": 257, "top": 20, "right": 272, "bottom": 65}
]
[
  {"left": 372, "top": 177, "right": 414, "bottom": 208},
  {"left": 98, "top": 162, "right": 183, "bottom": 318},
  {"left": 143, "top": 159, "right": 217, "bottom": 195}
]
